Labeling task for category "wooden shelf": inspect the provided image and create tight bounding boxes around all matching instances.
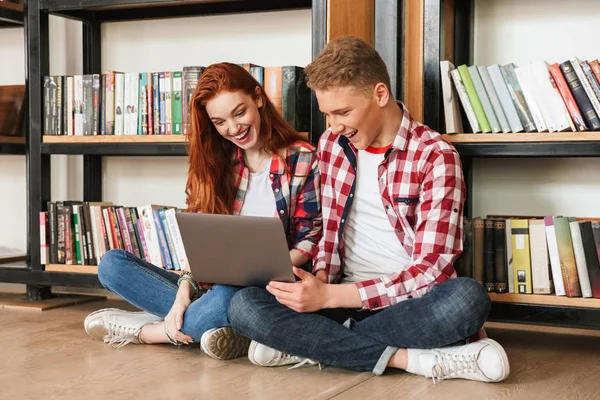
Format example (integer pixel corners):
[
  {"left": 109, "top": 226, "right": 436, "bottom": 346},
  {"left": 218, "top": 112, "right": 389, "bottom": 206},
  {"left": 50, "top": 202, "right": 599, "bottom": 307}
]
[
  {"left": 44, "top": 263, "right": 182, "bottom": 275},
  {"left": 41, "top": 0, "right": 311, "bottom": 22},
  {"left": 0, "top": 136, "right": 25, "bottom": 144},
  {"left": 43, "top": 135, "right": 187, "bottom": 144},
  {"left": 489, "top": 292, "right": 600, "bottom": 309},
  {"left": 0, "top": 1, "right": 24, "bottom": 27},
  {"left": 444, "top": 132, "right": 600, "bottom": 143}
]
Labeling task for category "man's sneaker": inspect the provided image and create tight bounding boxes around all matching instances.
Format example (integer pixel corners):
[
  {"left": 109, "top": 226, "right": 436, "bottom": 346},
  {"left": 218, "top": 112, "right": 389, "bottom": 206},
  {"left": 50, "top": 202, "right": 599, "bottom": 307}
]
[
  {"left": 84, "top": 308, "right": 162, "bottom": 348},
  {"left": 200, "top": 327, "right": 251, "bottom": 360},
  {"left": 417, "top": 338, "right": 510, "bottom": 383},
  {"left": 248, "top": 341, "right": 319, "bottom": 369}
]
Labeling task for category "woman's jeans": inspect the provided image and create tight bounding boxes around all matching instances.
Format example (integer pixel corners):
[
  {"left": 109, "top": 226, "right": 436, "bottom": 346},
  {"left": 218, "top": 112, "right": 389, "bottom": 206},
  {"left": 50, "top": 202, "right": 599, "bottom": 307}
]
[{"left": 98, "top": 249, "right": 241, "bottom": 342}]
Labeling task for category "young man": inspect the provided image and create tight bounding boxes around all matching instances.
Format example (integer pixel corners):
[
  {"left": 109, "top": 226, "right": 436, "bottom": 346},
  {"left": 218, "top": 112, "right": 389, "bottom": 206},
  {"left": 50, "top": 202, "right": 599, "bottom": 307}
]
[{"left": 228, "top": 36, "right": 509, "bottom": 383}]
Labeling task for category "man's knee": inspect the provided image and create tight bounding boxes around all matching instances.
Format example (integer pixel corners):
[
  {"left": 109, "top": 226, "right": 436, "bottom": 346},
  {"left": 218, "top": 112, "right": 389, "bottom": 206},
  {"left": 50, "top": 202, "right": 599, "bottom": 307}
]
[
  {"left": 227, "top": 287, "right": 266, "bottom": 330},
  {"left": 97, "top": 249, "right": 130, "bottom": 288}
]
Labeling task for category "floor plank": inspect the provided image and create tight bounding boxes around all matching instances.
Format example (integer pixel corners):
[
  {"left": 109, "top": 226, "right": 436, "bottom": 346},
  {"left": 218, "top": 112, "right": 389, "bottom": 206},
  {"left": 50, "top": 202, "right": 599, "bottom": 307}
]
[{"left": 1, "top": 298, "right": 599, "bottom": 399}]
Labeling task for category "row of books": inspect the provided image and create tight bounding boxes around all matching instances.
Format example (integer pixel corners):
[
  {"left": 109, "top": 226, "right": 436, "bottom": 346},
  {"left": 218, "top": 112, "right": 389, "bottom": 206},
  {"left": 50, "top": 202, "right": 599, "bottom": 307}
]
[
  {"left": 40, "top": 201, "right": 188, "bottom": 271},
  {"left": 441, "top": 58, "right": 600, "bottom": 134},
  {"left": 455, "top": 216, "right": 600, "bottom": 299},
  {"left": 42, "top": 63, "right": 310, "bottom": 138}
]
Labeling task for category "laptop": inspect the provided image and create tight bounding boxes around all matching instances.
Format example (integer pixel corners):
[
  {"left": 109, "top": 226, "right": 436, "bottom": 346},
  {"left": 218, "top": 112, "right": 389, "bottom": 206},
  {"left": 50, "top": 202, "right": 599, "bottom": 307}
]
[{"left": 175, "top": 212, "right": 296, "bottom": 287}]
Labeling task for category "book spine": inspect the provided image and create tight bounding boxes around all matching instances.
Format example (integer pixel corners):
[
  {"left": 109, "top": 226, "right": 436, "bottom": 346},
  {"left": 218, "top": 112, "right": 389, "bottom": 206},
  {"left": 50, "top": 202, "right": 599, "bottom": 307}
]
[
  {"left": 47, "top": 201, "right": 58, "bottom": 264},
  {"left": 581, "top": 61, "right": 600, "bottom": 110},
  {"left": 505, "top": 219, "right": 514, "bottom": 293},
  {"left": 72, "top": 205, "right": 82, "bottom": 265},
  {"left": 549, "top": 63, "right": 587, "bottom": 131},
  {"left": 500, "top": 64, "right": 536, "bottom": 132},
  {"left": 92, "top": 74, "right": 100, "bottom": 135},
  {"left": 469, "top": 66, "right": 501, "bottom": 133},
  {"left": 472, "top": 217, "right": 485, "bottom": 285},
  {"left": 109, "top": 207, "right": 123, "bottom": 250},
  {"left": 102, "top": 208, "right": 115, "bottom": 251},
  {"left": 64, "top": 205, "right": 74, "bottom": 264},
  {"left": 457, "top": 65, "right": 491, "bottom": 133},
  {"left": 529, "top": 220, "right": 552, "bottom": 294},
  {"left": 588, "top": 222, "right": 600, "bottom": 298},
  {"left": 153, "top": 72, "right": 160, "bottom": 135},
  {"left": 100, "top": 74, "right": 107, "bottom": 135},
  {"left": 553, "top": 217, "right": 582, "bottom": 297},
  {"left": 66, "top": 76, "right": 74, "bottom": 135},
  {"left": 124, "top": 208, "right": 141, "bottom": 258},
  {"left": 40, "top": 212, "right": 48, "bottom": 265},
  {"left": 114, "top": 73, "right": 125, "bottom": 135},
  {"left": 137, "top": 205, "right": 163, "bottom": 268},
  {"left": 165, "top": 71, "right": 173, "bottom": 135},
  {"left": 569, "top": 221, "right": 593, "bottom": 298},
  {"left": 561, "top": 60, "right": 600, "bottom": 130},
  {"left": 511, "top": 219, "right": 533, "bottom": 294},
  {"left": 450, "top": 69, "right": 481, "bottom": 133},
  {"left": 116, "top": 207, "right": 133, "bottom": 254},
  {"left": 74, "top": 75, "right": 84, "bottom": 135},
  {"left": 172, "top": 71, "right": 183, "bottom": 134},
  {"left": 129, "top": 208, "right": 145, "bottom": 261},
  {"left": 544, "top": 216, "right": 566, "bottom": 296},
  {"left": 153, "top": 209, "right": 173, "bottom": 270},
  {"left": 159, "top": 72, "right": 166, "bottom": 134},
  {"left": 487, "top": 65, "right": 524, "bottom": 133},
  {"left": 478, "top": 65, "right": 510, "bottom": 133},
  {"left": 493, "top": 219, "right": 507, "bottom": 293},
  {"left": 55, "top": 76, "right": 63, "bottom": 135},
  {"left": 56, "top": 202, "right": 66, "bottom": 264},
  {"left": 135, "top": 214, "right": 150, "bottom": 262},
  {"left": 571, "top": 58, "right": 600, "bottom": 118},
  {"left": 514, "top": 65, "right": 549, "bottom": 132},
  {"left": 165, "top": 208, "right": 189, "bottom": 270},
  {"left": 147, "top": 73, "right": 154, "bottom": 135},
  {"left": 159, "top": 209, "right": 180, "bottom": 270},
  {"left": 139, "top": 73, "right": 146, "bottom": 135},
  {"left": 483, "top": 219, "right": 495, "bottom": 292},
  {"left": 106, "top": 71, "right": 116, "bottom": 135}
]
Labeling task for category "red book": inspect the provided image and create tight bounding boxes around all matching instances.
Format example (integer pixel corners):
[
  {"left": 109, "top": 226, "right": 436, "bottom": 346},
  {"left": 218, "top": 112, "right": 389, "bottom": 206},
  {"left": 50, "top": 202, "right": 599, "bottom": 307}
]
[{"left": 548, "top": 63, "right": 587, "bottom": 131}]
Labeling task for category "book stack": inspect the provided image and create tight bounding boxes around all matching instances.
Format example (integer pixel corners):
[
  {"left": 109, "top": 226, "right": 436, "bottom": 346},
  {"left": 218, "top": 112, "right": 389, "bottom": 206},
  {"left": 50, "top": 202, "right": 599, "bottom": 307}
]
[
  {"left": 455, "top": 216, "right": 600, "bottom": 299},
  {"left": 41, "top": 63, "right": 311, "bottom": 138},
  {"left": 40, "top": 201, "right": 188, "bottom": 271},
  {"left": 441, "top": 58, "right": 600, "bottom": 133}
]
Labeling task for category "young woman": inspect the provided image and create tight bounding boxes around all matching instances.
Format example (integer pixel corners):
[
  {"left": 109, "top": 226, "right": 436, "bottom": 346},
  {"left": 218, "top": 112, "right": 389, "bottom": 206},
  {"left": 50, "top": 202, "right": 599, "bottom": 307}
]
[{"left": 84, "top": 63, "right": 321, "bottom": 361}]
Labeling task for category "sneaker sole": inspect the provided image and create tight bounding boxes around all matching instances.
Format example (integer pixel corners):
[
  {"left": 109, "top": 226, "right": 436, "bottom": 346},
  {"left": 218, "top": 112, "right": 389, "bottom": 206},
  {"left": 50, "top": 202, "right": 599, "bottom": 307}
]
[
  {"left": 481, "top": 338, "right": 510, "bottom": 382},
  {"left": 203, "top": 328, "right": 251, "bottom": 361}
]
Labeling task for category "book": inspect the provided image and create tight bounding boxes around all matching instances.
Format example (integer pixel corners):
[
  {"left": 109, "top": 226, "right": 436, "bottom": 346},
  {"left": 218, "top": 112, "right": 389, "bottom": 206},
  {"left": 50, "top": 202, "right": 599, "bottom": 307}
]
[
  {"left": 457, "top": 64, "right": 491, "bottom": 133},
  {"left": 440, "top": 61, "right": 465, "bottom": 134}
]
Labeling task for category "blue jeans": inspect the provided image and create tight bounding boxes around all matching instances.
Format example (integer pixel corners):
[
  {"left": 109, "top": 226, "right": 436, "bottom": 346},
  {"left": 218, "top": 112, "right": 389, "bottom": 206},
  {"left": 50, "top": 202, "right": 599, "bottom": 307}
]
[
  {"left": 228, "top": 277, "right": 490, "bottom": 375},
  {"left": 98, "top": 249, "right": 241, "bottom": 342}
]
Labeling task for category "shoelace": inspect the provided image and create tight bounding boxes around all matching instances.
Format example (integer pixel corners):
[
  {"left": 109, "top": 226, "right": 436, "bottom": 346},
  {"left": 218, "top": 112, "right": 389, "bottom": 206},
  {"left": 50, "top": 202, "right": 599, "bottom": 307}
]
[
  {"left": 103, "top": 322, "right": 141, "bottom": 349},
  {"left": 288, "top": 358, "right": 324, "bottom": 371},
  {"left": 430, "top": 350, "right": 480, "bottom": 384}
]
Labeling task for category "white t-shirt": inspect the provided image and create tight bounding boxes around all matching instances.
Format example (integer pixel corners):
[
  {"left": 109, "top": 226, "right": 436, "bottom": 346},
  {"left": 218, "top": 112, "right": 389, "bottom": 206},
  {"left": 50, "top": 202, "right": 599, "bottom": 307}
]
[
  {"left": 239, "top": 160, "right": 277, "bottom": 218},
  {"left": 342, "top": 146, "right": 412, "bottom": 283}
]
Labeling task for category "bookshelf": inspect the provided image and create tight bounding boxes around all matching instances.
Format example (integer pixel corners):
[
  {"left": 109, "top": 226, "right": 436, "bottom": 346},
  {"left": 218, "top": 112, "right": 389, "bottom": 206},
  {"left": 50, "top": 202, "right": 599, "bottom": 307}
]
[
  {"left": 406, "top": 0, "right": 600, "bottom": 329},
  {"left": 0, "top": 0, "right": 402, "bottom": 300},
  {"left": 0, "top": 1, "right": 23, "bottom": 28},
  {"left": 0, "top": 135, "right": 25, "bottom": 154}
]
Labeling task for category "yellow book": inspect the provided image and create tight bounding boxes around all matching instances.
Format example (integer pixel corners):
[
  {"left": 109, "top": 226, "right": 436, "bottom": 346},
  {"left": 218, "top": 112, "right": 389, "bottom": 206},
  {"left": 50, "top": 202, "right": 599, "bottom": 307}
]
[{"left": 511, "top": 219, "right": 533, "bottom": 294}]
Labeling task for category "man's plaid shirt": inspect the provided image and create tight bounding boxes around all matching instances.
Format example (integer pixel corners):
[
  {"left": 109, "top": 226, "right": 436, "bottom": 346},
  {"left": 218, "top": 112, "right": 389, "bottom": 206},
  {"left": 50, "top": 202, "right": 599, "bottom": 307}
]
[{"left": 313, "top": 104, "right": 466, "bottom": 311}]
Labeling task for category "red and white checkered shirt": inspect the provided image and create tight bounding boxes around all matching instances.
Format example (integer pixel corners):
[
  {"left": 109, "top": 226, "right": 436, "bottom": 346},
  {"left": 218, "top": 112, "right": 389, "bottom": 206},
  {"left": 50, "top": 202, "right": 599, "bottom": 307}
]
[{"left": 313, "top": 103, "right": 466, "bottom": 311}]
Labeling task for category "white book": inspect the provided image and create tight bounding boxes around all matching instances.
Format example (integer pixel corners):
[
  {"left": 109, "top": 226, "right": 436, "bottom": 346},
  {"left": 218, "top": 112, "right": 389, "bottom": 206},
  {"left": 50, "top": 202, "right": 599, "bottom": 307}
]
[
  {"left": 88, "top": 206, "right": 102, "bottom": 263},
  {"left": 165, "top": 209, "right": 189, "bottom": 271},
  {"left": 544, "top": 217, "right": 566, "bottom": 296},
  {"left": 440, "top": 61, "right": 464, "bottom": 133},
  {"left": 102, "top": 208, "right": 114, "bottom": 252},
  {"left": 571, "top": 57, "right": 600, "bottom": 118},
  {"left": 529, "top": 220, "right": 552, "bottom": 294},
  {"left": 114, "top": 73, "right": 125, "bottom": 135},
  {"left": 514, "top": 65, "right": 548, "bottom": 132},
  {"left": 165, "top": 72, "right": 173, "bottom": 135},
  {"left": 450, "top": 69, "right": 480, "bottom": 133},
  {"left": 73, "top": 75, "right": 84, "bottom": 136},
  {"left": 126, "top": 72, "right": 139, "bottom": 135},
  {"left": 66, "top": 76, "right": 74, "bottom": 135},
  {"left": 137, "top": 205, "right": 164, "bottom": 268},
  {"left": 569, "top": 221, "right": 593, "bottom": 298},
  {"left": 468, "top": 65, "right": 501, "bottom": 133},
  {"left": 478, "top": 66, "right": 511, "bottom": 133},
  {"left": 487, "top": 64, "right": 524, "bottom": 133},
  {"left": 530, "top": 61, "right": 573, "bottom": 132}
]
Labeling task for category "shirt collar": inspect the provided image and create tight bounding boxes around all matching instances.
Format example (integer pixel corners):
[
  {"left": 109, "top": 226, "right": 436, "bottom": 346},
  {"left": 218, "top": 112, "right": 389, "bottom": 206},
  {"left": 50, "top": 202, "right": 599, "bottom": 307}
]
[{"left": 232, "top": 147, "right": 286, "bottom": 176}]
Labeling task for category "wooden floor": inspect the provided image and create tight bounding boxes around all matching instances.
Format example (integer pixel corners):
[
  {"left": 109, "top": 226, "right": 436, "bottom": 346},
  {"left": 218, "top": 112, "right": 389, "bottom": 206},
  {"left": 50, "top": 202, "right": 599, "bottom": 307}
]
[{"left": 1, "top": 299, "right": 599, "bottom": 400}]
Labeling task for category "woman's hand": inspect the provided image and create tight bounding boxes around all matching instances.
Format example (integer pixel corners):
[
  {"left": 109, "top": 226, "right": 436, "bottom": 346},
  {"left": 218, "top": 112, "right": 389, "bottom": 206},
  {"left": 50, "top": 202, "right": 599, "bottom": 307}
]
[{"left": 164, "top": 283, "right": 194, "bottom": 344}]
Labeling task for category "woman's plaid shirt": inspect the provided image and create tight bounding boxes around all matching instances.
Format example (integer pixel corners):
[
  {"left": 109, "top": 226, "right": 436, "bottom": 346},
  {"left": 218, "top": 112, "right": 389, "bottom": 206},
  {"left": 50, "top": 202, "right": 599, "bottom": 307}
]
[
  {"left": 313, "top": 104, "right": 466, "bottom": 311},
  {"left": 231, "top": 141, "right": 322, "bottom": 258}
]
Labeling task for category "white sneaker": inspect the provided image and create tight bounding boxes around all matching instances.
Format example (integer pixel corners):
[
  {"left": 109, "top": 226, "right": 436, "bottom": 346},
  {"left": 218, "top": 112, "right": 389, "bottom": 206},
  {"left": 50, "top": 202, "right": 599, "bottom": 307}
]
[
  {"left": 414, "top": 338, "right": 510, "bottom": 383},
  {"left": 200, "top": 327, "right": 251, "bottom": 360},
  {"left": 84, "top": 308, "right": 162, "bottom": 348},
  {"left": 248, "top": 340, "right": 319, "bottom": 369}
]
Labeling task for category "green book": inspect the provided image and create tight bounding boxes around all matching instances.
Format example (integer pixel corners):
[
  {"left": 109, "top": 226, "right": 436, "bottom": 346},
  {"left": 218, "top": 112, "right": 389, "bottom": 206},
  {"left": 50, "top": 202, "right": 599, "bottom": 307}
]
[
  {"left": 457, "top": 64, "right": 491, "bottom": 133},
  {"left": 73, "top": 205, "right": 82, "bottom": 265},
  {"left": 172, "top": 71, "right": 183, "bottom": 134}
]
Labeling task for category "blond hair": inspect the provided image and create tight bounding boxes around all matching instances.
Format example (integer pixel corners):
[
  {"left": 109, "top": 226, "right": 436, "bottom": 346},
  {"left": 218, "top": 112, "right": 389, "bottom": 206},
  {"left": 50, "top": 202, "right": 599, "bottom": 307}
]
[{"left": 304, "top": 36, "right": 391, "bottom": 94}]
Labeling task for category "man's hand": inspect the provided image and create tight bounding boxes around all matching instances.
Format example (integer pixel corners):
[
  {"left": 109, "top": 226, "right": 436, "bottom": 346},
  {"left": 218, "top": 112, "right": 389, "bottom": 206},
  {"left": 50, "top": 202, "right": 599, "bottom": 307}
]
[{"left": 266, "top": 267, "right": 329, "bottom": 313}]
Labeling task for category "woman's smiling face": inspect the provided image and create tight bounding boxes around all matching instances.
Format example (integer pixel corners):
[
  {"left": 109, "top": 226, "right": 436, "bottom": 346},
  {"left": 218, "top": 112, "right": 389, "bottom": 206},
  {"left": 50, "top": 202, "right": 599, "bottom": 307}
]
[{"left": 205, "top": 89, "right": 264, "bottom": 151}]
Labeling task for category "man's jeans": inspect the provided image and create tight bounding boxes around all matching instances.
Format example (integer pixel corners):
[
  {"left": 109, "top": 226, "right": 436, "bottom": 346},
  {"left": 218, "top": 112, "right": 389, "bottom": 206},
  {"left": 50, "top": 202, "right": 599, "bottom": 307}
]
[
  {"left": 228, "top": 277, "right": 490, "bottom": 375},
  {"left": 98, "top": 249, "right": 241, "bottom": 341}
]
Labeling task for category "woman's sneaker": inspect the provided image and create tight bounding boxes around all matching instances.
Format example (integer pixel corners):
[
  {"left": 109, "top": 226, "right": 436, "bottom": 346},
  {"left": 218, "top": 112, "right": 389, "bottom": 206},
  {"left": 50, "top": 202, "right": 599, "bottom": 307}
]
[
  {"left": 200, "top": 327, "right": 251, "bottom": 360},
  {"left": 84, "top": 308, "right": 162, "bottom": 348}
]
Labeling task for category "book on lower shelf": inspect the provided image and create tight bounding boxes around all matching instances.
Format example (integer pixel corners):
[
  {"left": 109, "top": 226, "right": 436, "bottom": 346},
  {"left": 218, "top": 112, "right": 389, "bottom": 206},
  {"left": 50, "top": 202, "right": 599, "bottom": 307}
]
[
  {"left": 440, "top": 57, "right": 600, "bottom": 134},
  {"left": 454, "top": 215, "right": 600, "bottom": 301},
  {"left": 40, "top": 201, "right": 189, "bottom": 273}
]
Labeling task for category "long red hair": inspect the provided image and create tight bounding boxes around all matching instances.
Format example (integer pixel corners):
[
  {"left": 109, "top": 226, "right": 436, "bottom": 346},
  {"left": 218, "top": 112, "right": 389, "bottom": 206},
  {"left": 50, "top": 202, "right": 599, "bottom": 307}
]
[{"left": 185, "top": 62, "right": 308, "bottom": 214}]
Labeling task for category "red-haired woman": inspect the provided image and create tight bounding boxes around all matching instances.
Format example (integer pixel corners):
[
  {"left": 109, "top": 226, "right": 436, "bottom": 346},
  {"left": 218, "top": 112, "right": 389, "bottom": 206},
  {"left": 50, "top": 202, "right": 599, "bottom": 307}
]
[{"left": 84, "top": 63, "right": 321, "bottom": 361}]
